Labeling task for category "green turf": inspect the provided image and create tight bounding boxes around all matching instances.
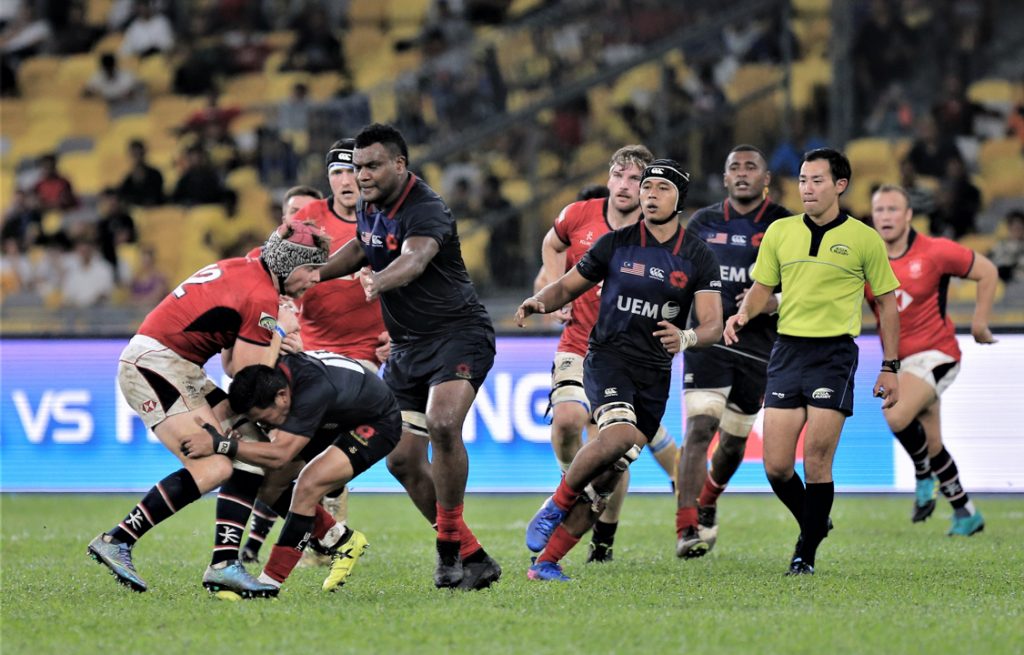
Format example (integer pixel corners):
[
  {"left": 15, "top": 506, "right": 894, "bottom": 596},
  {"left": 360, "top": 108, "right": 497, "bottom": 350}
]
[{"left": 1, "top": 493, "right": 1021, "bottom": 655}]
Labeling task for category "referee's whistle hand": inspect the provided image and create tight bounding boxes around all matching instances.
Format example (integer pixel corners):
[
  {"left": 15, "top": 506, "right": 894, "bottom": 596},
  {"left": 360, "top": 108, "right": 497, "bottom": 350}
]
[{"left": 723, "top": 313, "right": 746, "bottom": 345}]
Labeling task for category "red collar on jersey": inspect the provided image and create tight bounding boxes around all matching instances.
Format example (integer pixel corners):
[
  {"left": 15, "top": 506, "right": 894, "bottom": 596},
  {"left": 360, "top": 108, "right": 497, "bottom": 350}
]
[
  {"left": 724, "top": 197, "right": 770, "bottom": 223},
  {"left": 640, "top": 220, "right": 685, "bottom": 255}
]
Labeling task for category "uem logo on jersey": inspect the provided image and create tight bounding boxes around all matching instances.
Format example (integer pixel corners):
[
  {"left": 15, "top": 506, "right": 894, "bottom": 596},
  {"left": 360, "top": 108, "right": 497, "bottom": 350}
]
[{"left": 616, "top": 295, "right": 680, "bottom": 320}]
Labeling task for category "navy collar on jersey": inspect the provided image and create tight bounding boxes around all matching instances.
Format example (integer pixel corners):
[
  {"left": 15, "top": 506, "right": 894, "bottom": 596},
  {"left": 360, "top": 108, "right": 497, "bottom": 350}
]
[
  {"left": 368, "top": 173, "right": 418, "bottom": 220},
  {"left": 640, "top": 219, "right": 685, "bottom": 255},
  {"left": 724, "top": 197, "right": 770, "bottom": 223}
]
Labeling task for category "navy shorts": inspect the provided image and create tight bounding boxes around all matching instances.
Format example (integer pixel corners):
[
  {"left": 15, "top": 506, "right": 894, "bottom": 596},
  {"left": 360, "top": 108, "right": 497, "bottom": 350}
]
[
  {"left": 683, "top": 345, "right": 768, "bottom": 415},
  {"left": 383, "top": 326, "right": 495, "bottom": 413},
  {"left": 297, "top": 410, "right": 402, "bottom": 477},
  {"left": 583, "top": 350, "right": 670, "bottom": 440},
  {"left": 764, "top": 335, "right": 858, "bottom": 416}
]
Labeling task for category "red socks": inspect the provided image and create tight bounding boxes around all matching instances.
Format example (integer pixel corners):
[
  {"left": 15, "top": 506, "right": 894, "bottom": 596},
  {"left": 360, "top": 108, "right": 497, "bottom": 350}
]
[
  {"left": 552, "top": 479, "right": 581, "bottom": 512},
  {"left": 537, "top": 525, "right": 580, "bottom": 564},
  {"left": 263, "top": 545, "right": 302, "bottom": 583},
  {"left": 675, "top": 506, "right": 697, "bottom": 536},
  {"left": 313, "top": 503, "right": 335, "bottom": 540},
  {"left": 436, "top": 503, "right": 483, "bottom": 559},
  {"left": 698, "top": 475, "right": 726, "bottom": 507}
]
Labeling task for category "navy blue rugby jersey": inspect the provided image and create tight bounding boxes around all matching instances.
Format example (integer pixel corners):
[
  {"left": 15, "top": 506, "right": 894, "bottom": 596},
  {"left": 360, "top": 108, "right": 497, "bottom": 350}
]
[
  {"left": 686, "top": 198, "right": 791, "bottom": 358},
  {"left": 275, "top": 351, "right": 399, "bottom": 440},
  {"left": 355, "top": 174, "right": 492, "bottom": 343},
  {"left": 577, "top": 221, "right": 721, "bottom": 371}
]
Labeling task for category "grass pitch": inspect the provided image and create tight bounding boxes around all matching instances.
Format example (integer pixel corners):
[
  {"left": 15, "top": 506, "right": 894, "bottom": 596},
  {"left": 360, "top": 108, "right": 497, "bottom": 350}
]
[{"left": 1, "top": 493, "right": 1021, "bottom": 655}]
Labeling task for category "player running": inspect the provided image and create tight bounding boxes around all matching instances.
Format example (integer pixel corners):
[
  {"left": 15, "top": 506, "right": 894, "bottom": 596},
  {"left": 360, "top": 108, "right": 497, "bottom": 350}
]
[
  {"left": 534, "top": 144, "right": 680, "bottom": 562},
  {"left": 867, "top": 184, "right": 997, "bottom": 535},
  {"left": 675, "top": 145, "right": 792, "bottom": 558},
  {"left": 517, "top": 160, "right": 723, "bottom": 581}
]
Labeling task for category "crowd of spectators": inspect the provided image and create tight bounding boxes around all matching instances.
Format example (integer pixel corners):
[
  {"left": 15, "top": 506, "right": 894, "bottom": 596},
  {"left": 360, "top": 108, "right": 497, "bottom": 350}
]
[{"left": 1, "top": 0, "right": 1022, "bottom": 323}]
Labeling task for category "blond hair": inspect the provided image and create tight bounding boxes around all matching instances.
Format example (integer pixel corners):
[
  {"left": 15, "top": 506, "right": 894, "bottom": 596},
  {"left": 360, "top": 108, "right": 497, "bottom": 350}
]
[{"left": 609, "top": 144, "right": 654, "bottom": 172}]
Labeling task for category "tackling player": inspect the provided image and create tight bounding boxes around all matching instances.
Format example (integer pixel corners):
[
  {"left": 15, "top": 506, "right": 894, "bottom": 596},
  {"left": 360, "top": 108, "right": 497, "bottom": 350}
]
[
  {"left": 86, "top": 222, "right": 328, "bottom": 595},
  {"left": 238, "top": 142, "right": 389, "bottom": 576},
  {"left": 534, "top": 144, "right": 680, "bottom": 562},
  {"left": 516, "top": 160, "right": 724, "bottom": 581},
  {"left": 181, "top": 350, "right": 402, "bottom": 597},
  {"left": 675, "top": 145, "right": 792, "bottom": 558},
  {"left": 867, "top": 185, "right": 997, "bottom": 535}
]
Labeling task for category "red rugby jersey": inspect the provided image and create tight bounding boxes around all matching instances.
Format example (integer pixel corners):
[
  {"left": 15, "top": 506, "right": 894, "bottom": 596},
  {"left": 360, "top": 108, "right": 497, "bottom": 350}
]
[
  {"left": 137, "top": 256, "right": 280, "bottom": 364},
  {"left": 552, "top": 198, "right": 613, "bottom": 357},
  {"left": 867, "top": 231, "right": 974, "bottom": 361},
  {"left": 291, "top": 199, "right": 386, "bottom": 362}
]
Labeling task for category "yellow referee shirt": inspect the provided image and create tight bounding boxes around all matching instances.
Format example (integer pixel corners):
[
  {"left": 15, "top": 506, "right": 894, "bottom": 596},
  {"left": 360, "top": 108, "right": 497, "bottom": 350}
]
[{"left": 752, "top": 214, "right": 899, "bottom": 337}]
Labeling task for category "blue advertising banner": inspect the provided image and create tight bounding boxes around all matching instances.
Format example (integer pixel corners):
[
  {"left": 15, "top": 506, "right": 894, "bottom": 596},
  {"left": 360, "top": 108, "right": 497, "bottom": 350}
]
[{"left": 2, "top": 335, "right": 1021, "bottom": 492}]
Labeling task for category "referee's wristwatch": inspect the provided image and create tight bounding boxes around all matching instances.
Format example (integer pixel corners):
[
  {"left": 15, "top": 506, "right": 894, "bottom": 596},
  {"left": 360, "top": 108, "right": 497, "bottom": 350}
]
[{"left": 881, "top": 359, "right": 900, "bottom": 373}]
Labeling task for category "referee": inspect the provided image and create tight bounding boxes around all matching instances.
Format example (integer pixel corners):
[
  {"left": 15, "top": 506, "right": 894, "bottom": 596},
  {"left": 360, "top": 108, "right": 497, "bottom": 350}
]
[{"left": 724, "top": 148, "right": 900, "bottom": 576}]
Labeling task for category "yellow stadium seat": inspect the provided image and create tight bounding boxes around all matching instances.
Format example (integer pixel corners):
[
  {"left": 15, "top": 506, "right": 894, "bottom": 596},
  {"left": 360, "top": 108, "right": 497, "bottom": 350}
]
[
  {"left": 17, "top": 56, "right": 62, "bottom": 98},
  {"left": 966, "top": 78, "right": 1016, "bottom": 105},
  {"left": 789, "top": 57, "right": 831, "bottom": 110},
  {"left": 59, "top": 149, "right": 116, "bottom": 195},
  {"left": 225, "top": 166, "right": 260, "bottom": 191},
  {"left": 978, "top": 138, "right": 1022, "bottom": 171},
  {"left": 67, "top": 98, "right": 111, "bottom": 139},
  {"left": 57, "top": 53, "right": 99, "bottom": 91},
  {"left": 725, "top": 64, "right": 783, "bottom": 104},
  {"left": 92, "top": 32, "right": 124, "bottom": 54},
  {"left": 309, "top": 71, "right": 345, "bottom": 100},
  {"left": 348, "top": 0, "right": 388, "bottom": 26},
  {"left": 457, "top": 219, "right": 491, "bottom": 284},
  {"left": 264, "top": 31, "right": 296, "bottom": 50},
  {"left": 136, "top": 54, "right": 172, "bottom": 96},
  {"left": 910, "top": 215, "right": 930, "bottom": 236},
  {"left": 221, "top": 73, "right": 269, "bottom": 108},
  {"left": 791, "top": 0, "right": 831, "bottom": 14},
  {"left": 502, "top": 178, "right": 531, "bottom": 206}
]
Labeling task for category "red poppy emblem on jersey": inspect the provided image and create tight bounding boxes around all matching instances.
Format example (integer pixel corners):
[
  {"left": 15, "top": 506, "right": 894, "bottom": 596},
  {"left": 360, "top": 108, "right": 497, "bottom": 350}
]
[
  {"left": 669, "top": 271, "right": 689, "bottom": 289},
  {"left": 455, "top": 363, "right": 472, "bottom": 379},
  {"left": 141, "top": 399, "right": 157, "bottom": 413},
  {"left": 385, "top": 234, "right": 399, "bottom": 251},
  {"left": 355, "top": 425, "right": 376, "bottom": 439}
]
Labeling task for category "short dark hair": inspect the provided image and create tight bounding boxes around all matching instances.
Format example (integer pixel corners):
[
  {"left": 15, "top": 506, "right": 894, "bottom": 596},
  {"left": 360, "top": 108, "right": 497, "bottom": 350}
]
[
  {"left": 228, "top": 364, "right": 289, "bottom": 415},
  {"left": 355, "top": 123, "right": 409, "bottom": 161},
  {"left": 284, "top": 185, "right": 322, "bottom": 202},
  {"left": 802, "top": 147, "right": 852, "bottom": 189},
  {"left": 728, "top": 144, "right": 767, "bottom": 166},
  {"left": 1006, "top": 209, "right": 1024, "bottom": 226}
]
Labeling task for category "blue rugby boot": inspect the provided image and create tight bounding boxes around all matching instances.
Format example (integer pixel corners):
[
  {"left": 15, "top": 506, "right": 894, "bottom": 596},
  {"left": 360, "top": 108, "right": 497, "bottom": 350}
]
[
  {"left": 527, "top": 559, "right": 571, "bottom": 582},
  {"left": 912, "top": 476, "right": 938, "bottom": 523},
  {"left": 88, "top": 533, "right": 147, "bottom": 592},
  {"left": 948, "top": 510, "right": 985, "bottom": 536},
  {"left": 203, "top": 560, "right": 278, "bottom": 598},
  {"left": 526, "top": 496, "right": 567, "bottom": 553}
]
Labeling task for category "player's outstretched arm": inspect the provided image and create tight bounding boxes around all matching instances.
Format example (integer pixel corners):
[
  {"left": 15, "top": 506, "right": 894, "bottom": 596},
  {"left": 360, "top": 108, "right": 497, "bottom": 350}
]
[
  {"left": 535, "top": 228, "right": 572, "bottom": 323},
  {"left": 966, "top": 253, "right": 999, "bottom": 344},
  {"left": 360, "top": 235, "right": 439, "bottom": 301},
  {"left": 316, "top": 238, "right": 367, "bottom": 282},
  {"left": 181, "top": 423, "right": 308, "bottom": 469},
  {"left": 515, "top": 268, "right": 595, "bottom": 327}
]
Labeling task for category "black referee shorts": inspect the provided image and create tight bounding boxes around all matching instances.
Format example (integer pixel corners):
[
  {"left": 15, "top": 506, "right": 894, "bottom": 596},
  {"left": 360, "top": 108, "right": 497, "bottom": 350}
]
[{"left": 764, "top": 335, "right": 858, "bottom": 416}]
